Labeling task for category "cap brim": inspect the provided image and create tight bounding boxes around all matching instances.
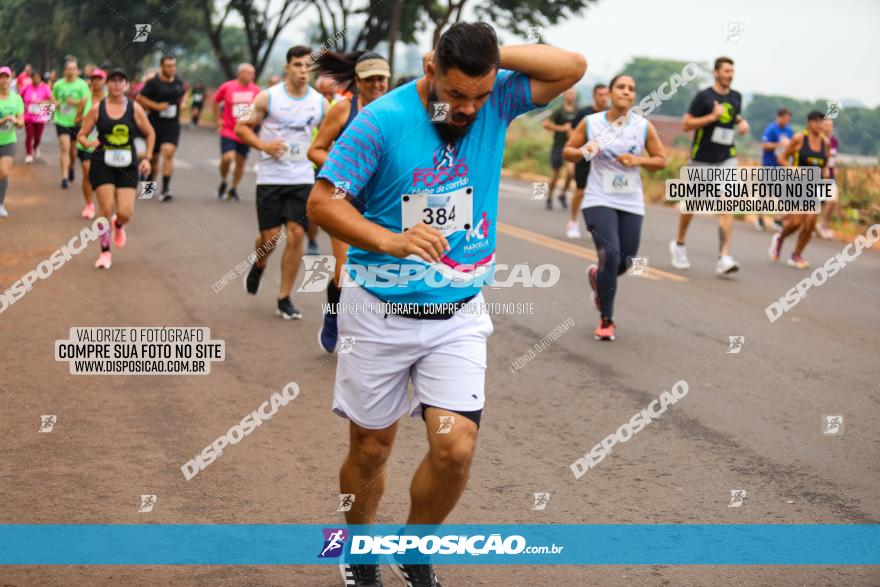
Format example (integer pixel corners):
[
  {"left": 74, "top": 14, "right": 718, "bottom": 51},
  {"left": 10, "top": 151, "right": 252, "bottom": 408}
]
[{"left": 357, "top": 69, "right": 390, "bottom": 79}]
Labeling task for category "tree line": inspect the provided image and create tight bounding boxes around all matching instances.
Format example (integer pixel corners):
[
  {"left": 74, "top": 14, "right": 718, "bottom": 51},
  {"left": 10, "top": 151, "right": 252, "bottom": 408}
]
[{"left": 0, "top": 0, "right": 596, "bottom": 82}]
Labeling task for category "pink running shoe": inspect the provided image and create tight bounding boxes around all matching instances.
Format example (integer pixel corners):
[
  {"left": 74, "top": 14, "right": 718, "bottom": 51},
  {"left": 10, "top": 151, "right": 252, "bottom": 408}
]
[
  {"left": 94, "top": 251, "right": 112, "bottom": 269},
  {"left": 787, "top": 253, "right": 810, "bottom": 269},
  {"left": 81, "top": 202, "right": 96, "bottom": 220},
  {"left": 594, "top": 317, "right": 616, "bottom": 341},
  {"left": 112, "top": 215, "right": 126, "bottom": 248}
]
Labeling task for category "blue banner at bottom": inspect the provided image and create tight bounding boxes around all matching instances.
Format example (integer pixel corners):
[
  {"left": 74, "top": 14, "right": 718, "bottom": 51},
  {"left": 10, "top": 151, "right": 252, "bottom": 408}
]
[{"left": 0, "top": 524, "right": 877, "bottom": 565}]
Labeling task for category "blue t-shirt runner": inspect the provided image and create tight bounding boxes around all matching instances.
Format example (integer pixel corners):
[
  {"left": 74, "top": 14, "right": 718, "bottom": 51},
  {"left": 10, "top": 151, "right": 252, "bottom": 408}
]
[
  {"left": 308, "top": 22, "right": 586, "bottom": 586},
  {"left": 761, "top": 120, "right": 794, "bottom": 166},
  {"left": 318, "top": 69, "right": 535, "bottom": 305}
]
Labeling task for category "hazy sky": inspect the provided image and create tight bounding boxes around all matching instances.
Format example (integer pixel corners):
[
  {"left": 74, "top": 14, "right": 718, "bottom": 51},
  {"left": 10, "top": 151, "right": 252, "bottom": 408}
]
[
  {"left": 519, "top": 0, "right": 879, "bottom": 107},
  {"left": 286, "top": 0, "right": 879, "bottom": 107}
]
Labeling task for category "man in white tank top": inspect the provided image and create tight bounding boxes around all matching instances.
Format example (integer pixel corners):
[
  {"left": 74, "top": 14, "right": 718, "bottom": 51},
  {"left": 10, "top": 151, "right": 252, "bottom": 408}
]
[{"left": 235, "top": 45, "right": 330, "bottom": 319}]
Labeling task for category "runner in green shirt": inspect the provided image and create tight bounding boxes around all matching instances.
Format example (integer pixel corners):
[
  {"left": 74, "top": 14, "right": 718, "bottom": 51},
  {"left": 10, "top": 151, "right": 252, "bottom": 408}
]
[
  {"left": 76, "top": 69, "right": 108, "bottom": 220},
  {"left": 52, "top": 60, "right": 90, "bottom": 189},
  {"left": 0, "top": 66, "right": 25, "bottom": 218}
]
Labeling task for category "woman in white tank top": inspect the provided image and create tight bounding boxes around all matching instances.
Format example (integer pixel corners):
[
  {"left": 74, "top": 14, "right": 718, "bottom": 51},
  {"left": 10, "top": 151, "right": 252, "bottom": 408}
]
[{"left": 562, "top": 74, "right": 667, "bottom": 341}]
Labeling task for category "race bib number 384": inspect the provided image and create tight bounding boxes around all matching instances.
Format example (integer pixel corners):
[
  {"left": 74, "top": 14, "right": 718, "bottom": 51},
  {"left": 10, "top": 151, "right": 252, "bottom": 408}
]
[{"left": 400, "top": 186, "right": 473, "bottom": 236}]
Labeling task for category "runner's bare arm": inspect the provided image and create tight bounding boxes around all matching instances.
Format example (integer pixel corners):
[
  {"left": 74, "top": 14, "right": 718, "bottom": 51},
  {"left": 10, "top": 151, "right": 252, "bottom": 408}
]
[
  {"left": 822, "top": 137, "right": 830, "bottom": 179},
  {"left": 562, "top": 119, "right": 587, "bottom": 162},
  {"left": 234, "top": 91, "right": 284, "bottom": 157},
  {"left": 76, "top": 105, "right": 99, "bottom": 149},
  {"left": 135, "top": 92, "right": 165, "bottom": 112},
  {"left": 683, "top": 99, "right": 724, "bottom": 131},
  {"left": 308, "top": 179, "right": 450, "bottom": 263},
  {"left": 308, "top": 99, "right": 350, "bottom": 168},
  {"left": 74, "top": 96, "right": 87, "bottom": 124},
  {"left": 498, "top": 45, "right": 586, "bottom": 106},
  {"left": 618, "top": 122, "right": 666, "bottom": 171},
  {"left": 543, "top": 115, "right": 568, "bottom": 133},
  {"left": 133, "top": 102, "right": 156, "bottom": 160},
  {"left": 777, "top": 133, "right": 803, "bottom": 166}
]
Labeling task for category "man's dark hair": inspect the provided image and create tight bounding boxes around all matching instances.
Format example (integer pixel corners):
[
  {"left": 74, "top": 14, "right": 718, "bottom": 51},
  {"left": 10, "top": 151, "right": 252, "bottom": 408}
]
[
  {"left": 435, "top": 22, "right": 500, "bottom": 77},
  {"left": 287, "top": 46, "right": 312, "bottom": 63},
  {"left": 593, "top": 84, "right": 607, "bottom": 94},
  {"left": 395, "top": 75, "right": 417, "bottom": 88},
  {"left": 160, "top": 54, "right": 175, "bottom": 65},
  {"left": 714, "top": 56, "right": 734, "bottom": 70},
  {"left": 777, "top": 107, "right": 791, "bottom": 117},
  {"left": 807, "top": 110, "right": 824, "bottom": 122}
]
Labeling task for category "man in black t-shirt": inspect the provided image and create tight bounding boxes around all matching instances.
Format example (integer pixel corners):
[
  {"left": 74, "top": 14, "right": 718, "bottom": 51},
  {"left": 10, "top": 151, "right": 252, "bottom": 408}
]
[
  {"left": 542, "top": 88, "right": 577, "bottom": 211},
  {"left": 135, "top": 55, "right": 187, "bottom": 201},
  {"left": 565, "top": 83, "right": 608, "bottom": 238},
  {"left": 669, "top": 56, "right": 749, "bottom": 276}
]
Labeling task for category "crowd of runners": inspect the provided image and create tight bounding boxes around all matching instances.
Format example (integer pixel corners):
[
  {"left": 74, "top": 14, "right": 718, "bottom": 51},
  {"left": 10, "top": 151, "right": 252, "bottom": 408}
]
[
  {"left": 0, "top": 20, "right": 851, "bottom": 586},
  {"left": 542, "top": 56, "right": 839, "bottom": 340}
]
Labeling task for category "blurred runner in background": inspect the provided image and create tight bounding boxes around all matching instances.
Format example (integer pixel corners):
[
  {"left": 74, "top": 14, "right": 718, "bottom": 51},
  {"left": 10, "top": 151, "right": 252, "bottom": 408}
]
[
  {"left": 0, "top": 66, "right": 25, "bottom": 218},
  {"left": 213, "top": 64, "right": 261, "bottom": 202},
  {"left": 542, "top": 88, "right": 576, "bottom": 211},
  {"left": 20, "top": 70, "right": 52, "bottom": 164}
]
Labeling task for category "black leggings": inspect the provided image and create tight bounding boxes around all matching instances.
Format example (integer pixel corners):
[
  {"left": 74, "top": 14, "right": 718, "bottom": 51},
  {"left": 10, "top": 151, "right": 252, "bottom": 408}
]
[{"left": 582, "top": 206, "right": 643, "bottom": 320}]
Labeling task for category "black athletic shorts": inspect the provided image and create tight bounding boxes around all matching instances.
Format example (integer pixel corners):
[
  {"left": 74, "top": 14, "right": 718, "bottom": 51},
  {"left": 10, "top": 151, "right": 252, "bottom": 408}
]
[
  {"left": 77, "top": 149, "right": 93, "bottom": 162},
  {"left": 256, "top": 184, "right": 311, "bottom": 231},
  {"left": 574, "top": 159, "right": 590, "bottom": 189},
  {"left": 152, "top": 121, "right": 181, "bottom": 147},
  {"left": 56, "top": 125, "right": 80, "bottom": 138},
  {"left": 89, "top": 153, "right": 139, "bottom": 189},
  {"left": 220, "top": 136, "right": 250, "bottom": 158},
  {"left": 550, "top": 147, "right": 565, "bottom": 170}
]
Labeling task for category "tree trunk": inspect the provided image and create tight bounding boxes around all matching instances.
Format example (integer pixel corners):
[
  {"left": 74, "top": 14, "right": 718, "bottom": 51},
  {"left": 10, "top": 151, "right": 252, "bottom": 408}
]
[
  {"left": 386, "top": 0, "right": 402, "bottom": 81},
  {"left": 199, "top": 0, "right": 235, "bottom": 80}
]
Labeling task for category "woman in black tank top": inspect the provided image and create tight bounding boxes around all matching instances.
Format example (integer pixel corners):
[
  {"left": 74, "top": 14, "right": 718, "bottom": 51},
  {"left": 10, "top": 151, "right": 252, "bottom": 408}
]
[
  {"left": 76, "top": 68, "right": 156, "bottom": 270},
  {"left": 307, "top": 50, "right": 390, "bottom": 353},
  {"left": 769, "top": 111, "right": 830, "bottom": 270}
]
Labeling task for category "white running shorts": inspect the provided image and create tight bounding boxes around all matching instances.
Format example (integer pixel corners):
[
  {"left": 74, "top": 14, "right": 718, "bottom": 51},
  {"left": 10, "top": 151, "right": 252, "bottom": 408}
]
[{"left": 332, "top": 284, "right": 493, "bottom": 430}]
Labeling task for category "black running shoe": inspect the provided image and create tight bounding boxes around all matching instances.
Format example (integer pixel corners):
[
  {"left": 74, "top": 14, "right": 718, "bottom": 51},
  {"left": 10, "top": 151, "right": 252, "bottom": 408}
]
[
  {"left": 244, "top": 264, "right": 263, "bottom": 295},
  {"left": 68, "top": 166, "right": 75, "bottom": 181},
  {"left": 339, "top": 563, "right": 383, "bottom": 587},
  {"left": 160, "top": 190, "right": 173, "bottom": 202},
  {"left": 217, "top": 182, "right": 227, "bottom": 199},
  {"left": 61, "top": 179, "right": 69, "bottom": 189},
  {"left": 545, "top": 198, "right": 552, "bottom": 210},
  {"left": 391, "top": 564, "right": 442, "bottom": 587},
  {"left": 276, "top": 297, "right": 303, "bottom": 320},
  {"left": 228, "top": 188, "right": 240, "bottom": 202},
  {"left": 559, "top": 193, "right": 568, "bottom": 210}
]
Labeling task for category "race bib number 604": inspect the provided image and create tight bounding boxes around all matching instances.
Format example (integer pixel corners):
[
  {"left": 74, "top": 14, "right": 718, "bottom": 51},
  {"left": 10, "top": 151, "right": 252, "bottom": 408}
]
[{"left": 400, "top": 186, "right": 473, "bottom": 236}]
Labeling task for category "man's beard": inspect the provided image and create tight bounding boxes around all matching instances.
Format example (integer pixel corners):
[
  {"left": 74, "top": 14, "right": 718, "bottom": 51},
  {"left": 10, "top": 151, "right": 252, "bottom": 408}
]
[{"left": 429, "top": 85, "right": 476, "bottom": 144}]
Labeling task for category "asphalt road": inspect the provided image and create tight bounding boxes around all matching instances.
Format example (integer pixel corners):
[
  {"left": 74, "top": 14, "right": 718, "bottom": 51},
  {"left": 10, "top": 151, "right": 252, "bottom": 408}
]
[{"left": 1, "top": 127, "right": 878, "bottom": 586}]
